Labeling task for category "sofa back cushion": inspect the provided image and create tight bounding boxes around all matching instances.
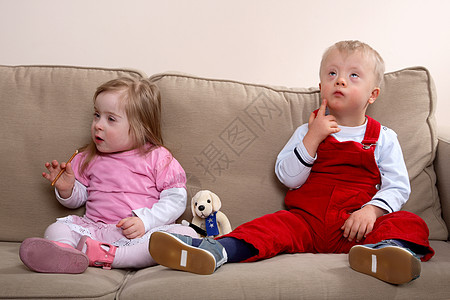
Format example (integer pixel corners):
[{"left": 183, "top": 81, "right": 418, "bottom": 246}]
[
  {"left": 151, "top": 67, "right": 448, "bottom": 240},
  {"left": 0, "top": 65, "right": 146, "bottom": 241}
]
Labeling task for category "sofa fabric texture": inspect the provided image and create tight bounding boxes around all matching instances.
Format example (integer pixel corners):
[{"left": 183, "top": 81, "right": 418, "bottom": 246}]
[{"left": 0, "top": 65, "right": 449, "bottom": 299}]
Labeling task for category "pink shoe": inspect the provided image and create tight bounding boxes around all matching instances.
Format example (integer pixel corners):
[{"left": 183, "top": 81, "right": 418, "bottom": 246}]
[
  {"left": 19, "top": 238, "right": 89, "bottom": 273},
  {"left": 76, "top": 236, "right": 117, "bottom": 270}
]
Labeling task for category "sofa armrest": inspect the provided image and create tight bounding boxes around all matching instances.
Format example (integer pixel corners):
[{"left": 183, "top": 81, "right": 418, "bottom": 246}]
[{"left": 435, "top": 124, "right": 450, "bottom": 240}]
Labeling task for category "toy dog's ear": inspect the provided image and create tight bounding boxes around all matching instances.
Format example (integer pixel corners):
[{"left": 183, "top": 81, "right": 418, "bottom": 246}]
[
  {"left": 210, "top": 191, "right": 221, "bottom": 212},
  {"left": 191, "top": 191, "right": 200, "bottom": 217}
]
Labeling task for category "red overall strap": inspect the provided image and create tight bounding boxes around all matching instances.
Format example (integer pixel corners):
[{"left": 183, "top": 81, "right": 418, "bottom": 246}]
[{"left": 361, "top": 116, "right": 381, "bottom": 149}]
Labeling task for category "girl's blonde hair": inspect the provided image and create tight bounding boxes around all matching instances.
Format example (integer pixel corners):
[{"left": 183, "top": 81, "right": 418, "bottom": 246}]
[
  {"left": 320, "top": 40, "right": 385, "bottom": 87},
  {"left": 80, "top": 77, "right": 164, "bottom": 173}
]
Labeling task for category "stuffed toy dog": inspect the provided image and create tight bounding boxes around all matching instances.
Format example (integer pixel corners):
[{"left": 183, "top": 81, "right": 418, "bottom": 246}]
[{"left": 187, "top": 190, "right": 232, "bottom": 238}]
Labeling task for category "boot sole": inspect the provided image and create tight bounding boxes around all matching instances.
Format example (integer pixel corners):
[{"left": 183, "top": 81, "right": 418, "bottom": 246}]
[
  {"left": 19, "top": 238, "right": 89, "bottom": 274},
  {"left": 149, "top": 231, "right": 216, "bottom": 275},
  {"left": 349, "top": 245, "right": 421, "bottom": 284}
]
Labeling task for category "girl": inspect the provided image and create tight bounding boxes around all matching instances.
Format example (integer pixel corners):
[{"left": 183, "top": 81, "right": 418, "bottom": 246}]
[{"left": 19, "top": 77, "right": 196, "bottom": 273}]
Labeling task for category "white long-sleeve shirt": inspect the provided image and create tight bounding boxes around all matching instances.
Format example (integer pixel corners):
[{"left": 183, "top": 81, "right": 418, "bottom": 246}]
[
  {"left": 275, "top": 120, "right": 411, "bottom": 213},
  {"left": 56, "top": 183, "right": 186, "bottom": 233},
  {"left": 55, "top": 180, "right": 187, "bottom": 232}
]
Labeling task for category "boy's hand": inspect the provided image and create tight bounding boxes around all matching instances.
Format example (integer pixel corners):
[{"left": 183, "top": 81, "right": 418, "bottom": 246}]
[
  {"left": 42, "top": 160, "right": 75, "bottom": 198},
  {"left": 341, "top": 205, "right": 386, "bottom": 242},
  {"left": 303, "top": 99, "right": 340, "bottom": 157},
  {"left": 117, "top": 217, "right": 145, "bottom": 239}
]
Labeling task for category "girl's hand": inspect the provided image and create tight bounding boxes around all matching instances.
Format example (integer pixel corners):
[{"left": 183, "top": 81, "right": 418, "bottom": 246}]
[
  {"left": 341, "top": 205, "right": 385, "bottom": 242},
  {"left": 117, "top": 217, "right": 145, "bottom": 239},
  {"left": 42, "top": 160, "right": 75, "bottom": 198},
  {"left": 303, "top": 99, "right": 340, "bottom": 157}
]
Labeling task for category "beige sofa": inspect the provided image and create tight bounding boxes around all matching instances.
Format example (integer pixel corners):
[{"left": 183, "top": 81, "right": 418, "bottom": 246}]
[{"left": 0, "top": 65, "right": 449, "bottom": 299}]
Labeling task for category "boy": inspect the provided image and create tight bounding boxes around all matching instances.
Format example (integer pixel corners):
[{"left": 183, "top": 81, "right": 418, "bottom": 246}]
[{"left": 149, "top": 40, "right": 434, "bottom": 284}]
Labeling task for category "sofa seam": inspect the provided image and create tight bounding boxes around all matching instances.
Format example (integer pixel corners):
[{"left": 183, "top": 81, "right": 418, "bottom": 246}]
[
  {"left": 0, "top": 64, "right": 148, "bottom": 79},
  {"left": 114, "top": 270, "right": 136, "bottom": 300},
  {"left": 149, "top": 71, "right": 320, "bottom": 95}
]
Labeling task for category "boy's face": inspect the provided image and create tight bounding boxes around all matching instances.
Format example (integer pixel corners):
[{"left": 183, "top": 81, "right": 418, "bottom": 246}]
[
  {"left": 91, "top": 91, "right": 134, "bottom": 153},
  {"left": 319, "top": 49, "right": 380, "bottom": 126}
]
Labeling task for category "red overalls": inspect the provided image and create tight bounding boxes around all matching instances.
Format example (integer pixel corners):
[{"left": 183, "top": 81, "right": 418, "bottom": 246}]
[{"left": 224, "top": 116, "right": 434, "bottom": 262}]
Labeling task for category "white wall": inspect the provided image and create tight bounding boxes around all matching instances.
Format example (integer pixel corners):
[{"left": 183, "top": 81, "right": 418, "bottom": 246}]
[{"left": 1, "top": 0, "right": 449, "bottom": 128}]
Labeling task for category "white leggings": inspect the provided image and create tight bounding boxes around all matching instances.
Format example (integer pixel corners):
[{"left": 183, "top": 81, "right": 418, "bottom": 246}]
[{"left": 44, "top": 221, "right": 197, "bottom": 269}]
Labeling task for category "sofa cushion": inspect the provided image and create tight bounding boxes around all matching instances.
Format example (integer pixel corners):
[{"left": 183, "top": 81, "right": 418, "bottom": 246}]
[
  {"left": 0, "top": 242, "right": 128, "bottom": 299},
  {"left": 150, "top": 67, "right": 447, "bottom": 240},
  {"left": 0, "top": 65, "right": 146, "bottom": 242},
  {"left": 118, "top": 240, "right": 450, "bottom": 299}
]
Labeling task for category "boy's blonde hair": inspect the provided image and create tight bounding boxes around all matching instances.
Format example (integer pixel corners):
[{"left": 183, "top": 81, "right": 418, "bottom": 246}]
[
  {"left": 81, "top": 77, "right": 164, "bottom": 173},
  {"left": 320, "top": 40, "right": 385, "bottom": 87}
]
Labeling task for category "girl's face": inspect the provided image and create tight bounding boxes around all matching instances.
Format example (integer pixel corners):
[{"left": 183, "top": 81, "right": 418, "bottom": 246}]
[
  {"left": 319, "top": 49, "right": 379, "bottom": 126},
  {"left": 91, "top": 91, "right": 134, "bottom": 153}
]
